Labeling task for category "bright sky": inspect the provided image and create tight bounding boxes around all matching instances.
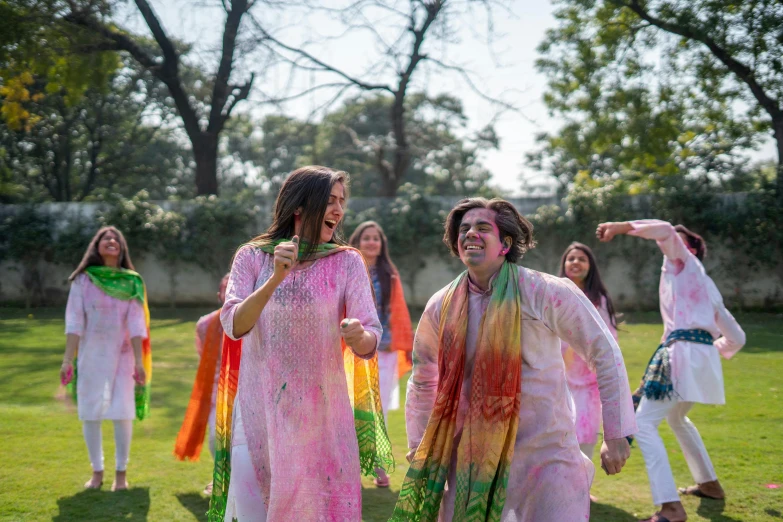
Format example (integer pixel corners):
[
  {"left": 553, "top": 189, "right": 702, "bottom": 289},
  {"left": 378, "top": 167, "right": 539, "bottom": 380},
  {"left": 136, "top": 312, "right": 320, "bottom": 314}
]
[{"left": 123, "top": 1, "right": 776, "bottom": 196}]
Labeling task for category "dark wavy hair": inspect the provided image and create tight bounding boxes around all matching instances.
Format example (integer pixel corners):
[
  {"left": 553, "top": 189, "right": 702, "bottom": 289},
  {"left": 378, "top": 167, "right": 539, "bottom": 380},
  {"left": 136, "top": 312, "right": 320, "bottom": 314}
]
[
  {"left": 674, "top": 224, "right": 707, "bottom": 261},
  {"left": 558, "top": 242, "right": 618, "bottom": 330},
  {"left": 69, "top": 226, "right": 135, "bottom": 282},
  {"left": 349, "top": 221, "right": 397, "bottom": 313},
  {"left": 246, "top": 166, "right": 349, "bottom": 259},
  {"left": 443, "top": 198, "right": 536, "bottom": 263}
]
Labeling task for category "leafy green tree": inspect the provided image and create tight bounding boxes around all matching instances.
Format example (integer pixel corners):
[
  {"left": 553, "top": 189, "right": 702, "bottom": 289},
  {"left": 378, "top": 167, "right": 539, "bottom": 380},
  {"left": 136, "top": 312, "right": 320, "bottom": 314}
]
[
  {"left": 533, "top": 0, "right": 782, "bottom": 195},
  {"left": 1, "top": 0, "right": 261, "bottom": 196}
]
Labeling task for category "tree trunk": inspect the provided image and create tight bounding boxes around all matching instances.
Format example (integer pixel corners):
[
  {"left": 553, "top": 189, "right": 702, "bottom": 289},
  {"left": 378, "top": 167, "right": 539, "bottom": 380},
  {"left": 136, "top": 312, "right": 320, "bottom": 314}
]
[
  {"left": 774, "top": 117, "right": 783, "bottom": 202},
  {"left": 194, "top": 133, "right": 220, "bottom": 196}
]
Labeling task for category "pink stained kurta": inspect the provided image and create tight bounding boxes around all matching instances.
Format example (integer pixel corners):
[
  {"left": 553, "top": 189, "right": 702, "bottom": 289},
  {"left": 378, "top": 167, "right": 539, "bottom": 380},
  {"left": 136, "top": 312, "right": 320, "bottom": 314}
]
[
  {"left": 628, "top": 220, "right": 746, "bottom": 404},
  {"left": 221, "top": 245, "right": 382, "bottom": 521},
  {"left": 64, "top": 273, "right": 147, "bottom": 421},
  {"left": 406, "top": 266, "right": 637, "bottom": 522},
  {"left": 561, "top": 295, "right": 618, "bottom": 445}
]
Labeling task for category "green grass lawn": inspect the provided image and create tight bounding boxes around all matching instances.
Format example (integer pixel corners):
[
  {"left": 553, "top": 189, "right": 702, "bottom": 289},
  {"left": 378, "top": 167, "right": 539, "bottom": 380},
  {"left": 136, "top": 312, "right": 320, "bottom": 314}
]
[{"left": 0, "top": 308, "right": 781, "bottom": 521}]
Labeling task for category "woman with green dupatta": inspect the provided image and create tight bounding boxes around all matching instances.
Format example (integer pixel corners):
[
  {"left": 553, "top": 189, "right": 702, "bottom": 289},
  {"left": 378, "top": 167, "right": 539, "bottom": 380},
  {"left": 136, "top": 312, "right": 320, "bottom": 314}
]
[
  {"left": 61, "top": 226, "right": 151, "bottom": 492},
  {"left": 209, "top": 166, "right": 392, "bottom": 521}
]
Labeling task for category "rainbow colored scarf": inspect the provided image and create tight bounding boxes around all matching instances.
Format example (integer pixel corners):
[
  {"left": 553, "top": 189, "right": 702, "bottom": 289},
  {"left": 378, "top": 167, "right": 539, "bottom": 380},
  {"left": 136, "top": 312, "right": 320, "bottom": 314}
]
[
  {"left": 68, "top": 265, "right": 152, "bottom": 421},
  {"left": 391, "top": 262, "right": 522, "bottom": 522},
  {"left": 174, "top": 310, "right": 223, "bottom": 461},
  {"left": 207, "top": 239, "right": 393, "bottom": 521}
]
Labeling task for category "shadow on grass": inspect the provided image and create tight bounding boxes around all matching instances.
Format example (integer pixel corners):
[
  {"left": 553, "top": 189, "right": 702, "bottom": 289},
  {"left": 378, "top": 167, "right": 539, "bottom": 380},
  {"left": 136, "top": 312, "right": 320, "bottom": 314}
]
[
  {"left": 53, "top": 486, "right": 150, "bottom": 521},
  {"left": 695, "top": 498, "right": 744, "bottom": 522},
  {"left": 362, "top": 485, "right": 398, "bottom": 519},
  {"left": 590, "top": 501, "right": 638, "bottom": 521},
  {"left": 176, "top": 492, "right": 209, "bottom": 522}
]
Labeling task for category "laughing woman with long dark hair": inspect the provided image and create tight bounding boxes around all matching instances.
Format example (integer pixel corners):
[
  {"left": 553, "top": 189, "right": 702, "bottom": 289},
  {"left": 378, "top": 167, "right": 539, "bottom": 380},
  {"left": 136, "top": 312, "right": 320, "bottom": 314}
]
[
  {"left": 209, "top": 166, "right": 392, "bottom": 521},
  {"left": 61, "top": 226, "right": 151, "bottom": 492},
  {"left": 558, "top": 243, "right": 619, "bottom": 472}
]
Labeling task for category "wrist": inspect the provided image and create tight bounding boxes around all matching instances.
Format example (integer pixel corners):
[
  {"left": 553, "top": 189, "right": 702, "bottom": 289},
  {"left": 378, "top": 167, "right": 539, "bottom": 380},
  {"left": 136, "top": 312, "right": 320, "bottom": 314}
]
[{"left": 62, "top": 358, "right": 73, "bottom": 366}]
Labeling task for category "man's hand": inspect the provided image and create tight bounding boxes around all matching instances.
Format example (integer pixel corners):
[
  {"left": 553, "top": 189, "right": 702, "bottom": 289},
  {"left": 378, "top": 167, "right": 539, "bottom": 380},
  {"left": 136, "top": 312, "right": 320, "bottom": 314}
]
[
  {"left": 340, "top": 318, "right": 366, "bottom": 349},
  {"left": 600, "top": 437, "right": 631, "bottom": 475},
  {"left": 596, "top": 222, "right": 632, "bottom": 243}
]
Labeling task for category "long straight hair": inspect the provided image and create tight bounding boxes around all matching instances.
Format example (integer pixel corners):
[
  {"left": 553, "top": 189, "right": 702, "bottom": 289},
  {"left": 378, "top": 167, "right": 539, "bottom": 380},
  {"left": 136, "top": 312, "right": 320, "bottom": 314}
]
[
  {"left": 558, "top": 242, "right": 618, "bottom": 330},
  {"left": 69, "top": 226, "right": 135, "bottom": 282},
  {"left": 247, "top": 166, "right": 349, "bottom": 259},
  {"left": 349, "top": 221, "right": 397, "bottom": 313}
]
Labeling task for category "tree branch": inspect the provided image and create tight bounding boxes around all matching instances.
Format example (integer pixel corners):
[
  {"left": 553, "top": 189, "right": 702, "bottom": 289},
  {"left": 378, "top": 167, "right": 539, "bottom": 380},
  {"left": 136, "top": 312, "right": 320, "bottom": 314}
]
[{"left": 616, "top": 0, "right": 782, "bottom": 122}]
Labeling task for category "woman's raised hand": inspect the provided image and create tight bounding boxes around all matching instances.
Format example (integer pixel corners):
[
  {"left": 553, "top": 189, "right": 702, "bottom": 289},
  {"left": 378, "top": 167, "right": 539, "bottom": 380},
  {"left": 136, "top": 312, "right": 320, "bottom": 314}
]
[{"left": 273, "top": 235, "right": 300, "bottom": 282}]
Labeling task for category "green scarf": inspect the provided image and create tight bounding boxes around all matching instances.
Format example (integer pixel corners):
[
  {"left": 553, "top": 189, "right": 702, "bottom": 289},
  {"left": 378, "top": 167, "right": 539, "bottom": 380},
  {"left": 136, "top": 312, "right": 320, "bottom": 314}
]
[{"left": 247, "top": 237, "right": 345, "bottom": 260}]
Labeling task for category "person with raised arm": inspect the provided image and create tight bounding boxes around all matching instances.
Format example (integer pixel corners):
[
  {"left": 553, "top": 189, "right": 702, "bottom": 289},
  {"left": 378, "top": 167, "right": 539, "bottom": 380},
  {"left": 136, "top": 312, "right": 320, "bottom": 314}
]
[{"left": 597, "top": 219, "right": 746, "bottom": 522}]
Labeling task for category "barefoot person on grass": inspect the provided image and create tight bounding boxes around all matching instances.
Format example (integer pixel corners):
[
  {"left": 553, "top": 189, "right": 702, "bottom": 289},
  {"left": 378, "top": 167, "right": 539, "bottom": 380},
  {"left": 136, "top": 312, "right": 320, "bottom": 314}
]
[
  {"left": 61, "top": 226, "right": 151, "bottom": 492},
  {"left": 391, "top": 198, "right": 636, "bottom": 521},
  {"left": 597, "top": 219, "right": 746, "bottom": 522}
]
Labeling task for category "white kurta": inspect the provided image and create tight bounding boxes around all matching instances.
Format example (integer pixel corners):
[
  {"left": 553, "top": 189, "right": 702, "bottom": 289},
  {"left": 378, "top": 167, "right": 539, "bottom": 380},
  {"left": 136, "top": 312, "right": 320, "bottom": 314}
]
[
  {"left": 406, "top": 266, "right": 637, "bottom": 521},
  {"left": 628, "top": 220, "right": 746, "bottom": 404},
  {"left": 65, "top": 274, "right": 147, "bottom": 421}
]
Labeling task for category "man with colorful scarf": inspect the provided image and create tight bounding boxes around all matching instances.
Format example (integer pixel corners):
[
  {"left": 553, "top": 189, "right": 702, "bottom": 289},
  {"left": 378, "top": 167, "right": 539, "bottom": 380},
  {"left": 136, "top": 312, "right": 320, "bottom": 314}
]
[
  {"left": 392, "top": 198, "right": 636, "bottom": 522},
  {"left": 598, "top": 220, "right": 746, "bottom": 522}
]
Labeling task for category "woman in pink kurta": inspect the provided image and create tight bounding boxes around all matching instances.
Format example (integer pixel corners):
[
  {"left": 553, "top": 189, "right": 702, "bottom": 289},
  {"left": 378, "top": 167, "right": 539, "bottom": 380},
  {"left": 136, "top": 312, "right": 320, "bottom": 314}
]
[
  {"left": 597, "top": 219, "right": 746, "bottom": 522},
  {"left": 402, "top": 198, "right": 637, "bottom": 521},
  {"left": 558, "top": 242, "right": 620, "bottom": 463},
  {"left": 61, "top": 226, "right": 148, "bottom": 491},
  {"left": 219, "top": 166, "right": 383, "bottom": 521}
]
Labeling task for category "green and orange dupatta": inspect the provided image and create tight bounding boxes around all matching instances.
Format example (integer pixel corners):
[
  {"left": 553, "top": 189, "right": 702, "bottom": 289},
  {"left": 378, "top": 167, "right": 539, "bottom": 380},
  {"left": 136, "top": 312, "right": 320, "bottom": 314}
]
[
  {"left": 67, "top": 265, "right": 153, "bottom": 421},
  {"left": 207, "top": 239, "right": 394, "bottom": 521},
  {"left": 390, "top": 261, "right": 522, "bottom": 522}
]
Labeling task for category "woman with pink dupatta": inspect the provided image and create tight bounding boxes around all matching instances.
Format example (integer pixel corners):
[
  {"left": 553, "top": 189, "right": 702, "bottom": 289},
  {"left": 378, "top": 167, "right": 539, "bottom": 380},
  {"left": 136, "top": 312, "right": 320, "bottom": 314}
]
[{"left": 216, "top": 166, "right": 392, "bottom": 521}]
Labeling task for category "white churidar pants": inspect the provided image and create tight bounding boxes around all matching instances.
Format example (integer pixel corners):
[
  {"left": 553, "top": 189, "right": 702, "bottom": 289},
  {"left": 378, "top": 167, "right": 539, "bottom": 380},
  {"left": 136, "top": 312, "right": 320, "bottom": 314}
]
[
  {"left": 635, "top": 397, "right": 717, "bottom": 505},
  {"left": 224, "top": 400, "right": 267, "bottom": 522},
  {"left": 82, "top": 419, "right": 133, "bottom": 472}
]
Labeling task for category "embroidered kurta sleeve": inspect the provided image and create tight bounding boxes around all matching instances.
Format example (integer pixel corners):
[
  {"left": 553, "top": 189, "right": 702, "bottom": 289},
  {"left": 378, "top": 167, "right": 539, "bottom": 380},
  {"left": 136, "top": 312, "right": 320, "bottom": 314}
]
[
  {"left": 706, "top": 279, "right": 746, "bottom": 359},
  {"left": 221, "top": 245, "right": 259, "bottom": 340},
  {"left": 537, "top": 277, "right": 637, "bottom": 440},
  {"left": 65, "top": 275, "right": 85, "bottom": 337},
  {"left": 628, "top": 219, "right": 691, "bottom": 262},
  {"left": 405, "top": 297, "right": 441, "bottom": 450},
  {"left": 343, "top": 251, "right": 382, "bottom": 360},
  {"left": 127, "top": 299, "right": 148, "bottom": 339}
]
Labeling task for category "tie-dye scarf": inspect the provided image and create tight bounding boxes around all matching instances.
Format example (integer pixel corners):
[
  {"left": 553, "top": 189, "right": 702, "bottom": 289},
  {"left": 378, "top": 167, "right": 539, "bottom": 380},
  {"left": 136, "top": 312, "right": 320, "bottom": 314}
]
[
  {"left": 68, "top": 266, "right": 152, "bottom": 421},
  {"left": 391, "top": 261, "right": 522, "bottom": 522},
  {"left": 207, "top": 239, "right": 393, "bottom": 521}
]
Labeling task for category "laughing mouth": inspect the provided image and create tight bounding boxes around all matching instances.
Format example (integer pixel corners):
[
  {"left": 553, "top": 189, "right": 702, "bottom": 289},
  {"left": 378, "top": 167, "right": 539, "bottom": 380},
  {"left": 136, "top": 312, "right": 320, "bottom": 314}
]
[
  {"left": 324, "top": 219, "right": 337, "bottom": 230},
  {"left": 465, "top": 245, "right": 484, "bottom": 251}
]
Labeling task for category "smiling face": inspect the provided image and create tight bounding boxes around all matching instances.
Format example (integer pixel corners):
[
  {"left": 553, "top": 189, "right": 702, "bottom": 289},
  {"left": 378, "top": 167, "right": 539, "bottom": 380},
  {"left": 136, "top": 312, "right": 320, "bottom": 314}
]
[
  {"left": 98, "top": 230, "right": 121, "bottom": 264},
  {"left": 320, "top": 181, "right": 346, "bottom": 243},
  {"left": 358, "top": 225, "right": 382, "bottom": 262},
  {"left": 564, "top": 247, "right": 590, "bottom": 283},
  {"left": 457, "top": 208, "right": 507, "bottom": 273}
]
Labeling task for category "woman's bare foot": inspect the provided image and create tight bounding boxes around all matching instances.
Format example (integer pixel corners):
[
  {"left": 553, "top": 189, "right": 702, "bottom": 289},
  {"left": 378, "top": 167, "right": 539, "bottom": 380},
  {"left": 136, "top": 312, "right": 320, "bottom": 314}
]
[
  {"left": 84, "top": 470, "right": 104, "bottom": 489},
  {"left": 203, "top": 481, "right": 213, "bottom": 496},
  {"left": 373, "top": 467, "right": 390, "bottom": 488},
  {"left": 639, "top": 501, "right": 687, "bottom": 522},
  {"left": 678, "top": 479, "right": 725, "bottom": 500},
  {"left": 111, "top": 470, "right": 129, "bottom": 491}
]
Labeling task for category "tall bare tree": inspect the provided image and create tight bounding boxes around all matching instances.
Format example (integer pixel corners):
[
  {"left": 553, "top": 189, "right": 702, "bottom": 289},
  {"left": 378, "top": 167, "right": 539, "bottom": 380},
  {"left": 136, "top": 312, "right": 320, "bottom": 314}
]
[
  {"left": 252, "top": 0, "right": 516, "bottom": 197},
  {"left": 59, "top": 0, "right": 260, "bottom": 195}
]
